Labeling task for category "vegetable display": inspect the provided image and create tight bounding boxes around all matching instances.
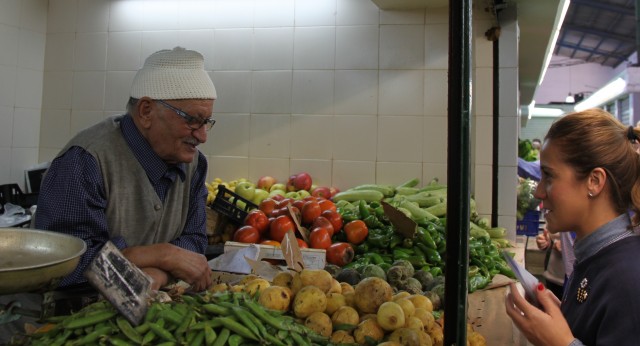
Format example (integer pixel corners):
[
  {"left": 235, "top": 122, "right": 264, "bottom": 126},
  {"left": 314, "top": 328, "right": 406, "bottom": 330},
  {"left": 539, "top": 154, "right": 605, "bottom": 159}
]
[{"left": 333, "top": 178, "right": 516, "bottom": 294}]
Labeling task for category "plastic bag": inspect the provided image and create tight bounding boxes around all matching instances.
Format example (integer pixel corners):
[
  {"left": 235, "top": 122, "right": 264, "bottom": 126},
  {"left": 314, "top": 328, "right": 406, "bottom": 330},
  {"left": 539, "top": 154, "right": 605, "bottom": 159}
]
[{"left": 0, "top": 203, "right": 30, "bottom": 227}]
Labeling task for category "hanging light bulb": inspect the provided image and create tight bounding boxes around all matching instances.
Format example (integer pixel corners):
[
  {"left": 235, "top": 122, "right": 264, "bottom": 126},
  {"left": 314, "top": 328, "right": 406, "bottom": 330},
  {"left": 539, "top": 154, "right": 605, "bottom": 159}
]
[{"left": 565, "top": 93, "right": 575, "bottom": 103}]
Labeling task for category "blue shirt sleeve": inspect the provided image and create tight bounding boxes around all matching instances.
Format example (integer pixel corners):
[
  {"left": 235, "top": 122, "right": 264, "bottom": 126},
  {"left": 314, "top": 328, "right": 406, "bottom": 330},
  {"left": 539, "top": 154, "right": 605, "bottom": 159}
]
[{"left": 35, "top": 146, "right": 126, "bottom": 286}]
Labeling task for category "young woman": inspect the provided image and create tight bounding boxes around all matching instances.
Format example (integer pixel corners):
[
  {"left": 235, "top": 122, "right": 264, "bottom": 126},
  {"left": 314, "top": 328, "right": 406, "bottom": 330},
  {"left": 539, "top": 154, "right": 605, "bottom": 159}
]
[{"left": 506, "top": 108, "right": 640, "bottom": 346}]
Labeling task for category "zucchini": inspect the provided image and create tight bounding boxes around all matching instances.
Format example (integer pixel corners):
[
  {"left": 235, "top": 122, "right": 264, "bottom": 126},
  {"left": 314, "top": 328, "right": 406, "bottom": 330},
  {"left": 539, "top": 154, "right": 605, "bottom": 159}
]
[
  {"left": 405, "top": 193, "right": 444, "bottom": 207},
  {"left": 396, "top": 178, "right": 420, "bottom": 188},
  {"left": 425, "top": 202, "right": 447, "bottom": 217},
  {"left": 487, "top": 227, "right": 507, "bottom": 239},
  {"left": 332, "top": 189, "right": 384, "bottom": 203},
  {"left": 351, "top": 184, "right": 396, "bottom": 197},
  {"left": 395, "top": 187, "right": 420, "bottom": 196},
  {"left": 399, "top": 200, "right": 435, "bottom": 221}
]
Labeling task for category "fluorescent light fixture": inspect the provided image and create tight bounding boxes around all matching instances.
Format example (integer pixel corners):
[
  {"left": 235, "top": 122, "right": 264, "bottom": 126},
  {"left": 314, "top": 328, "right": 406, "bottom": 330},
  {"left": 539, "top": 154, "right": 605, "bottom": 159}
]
[
  {"left": 574, "top": 77, "right": 626, "bottom": 111},
  {"left": 531, "top": 107, "right": 564, "bottom": 117},
  {"left": 565, "top": 93, "right": 574, "bottom": 103},
  {"left": 539, "top": 0, "right": 571, "bottom": 84}
]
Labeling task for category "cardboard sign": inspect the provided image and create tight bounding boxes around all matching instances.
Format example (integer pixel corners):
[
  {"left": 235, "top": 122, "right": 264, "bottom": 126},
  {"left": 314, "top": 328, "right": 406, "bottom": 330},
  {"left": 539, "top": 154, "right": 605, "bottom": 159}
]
[
  {"left": 381, "top": 201, "right": 418, "bottom": 239},
  {"left": 281, "top": 230, "right": 304, "bottom": 272},
  {"left": 84, "top": 241, "right": 151, "bottom": 326}
]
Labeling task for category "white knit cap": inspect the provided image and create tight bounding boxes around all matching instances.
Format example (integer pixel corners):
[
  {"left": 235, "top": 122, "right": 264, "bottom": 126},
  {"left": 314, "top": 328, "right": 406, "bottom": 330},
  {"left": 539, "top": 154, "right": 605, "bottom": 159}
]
[{"left": 130, "top": 47, "right": 217, "bottom": 100}]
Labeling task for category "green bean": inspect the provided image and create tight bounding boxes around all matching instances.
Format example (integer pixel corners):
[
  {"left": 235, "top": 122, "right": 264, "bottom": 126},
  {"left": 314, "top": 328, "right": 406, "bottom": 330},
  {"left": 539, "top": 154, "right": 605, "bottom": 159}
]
[
  {"left": 49, "top": 329, "right": 72, "bottom": 346},
  {"left": 188, "top": 330, "right": 205, "bottom": 346},
  {"left": 108, "top": 337, "right": 133, "bottom": 346},
  {"left": 71, "top": 325, "right": 112, "bottom": 346},
  {"left": 243, "top": 299, "right": 290, "bottom": 331},
  {"left": 211, "top": 328, "right": 230, "bottom": 346},
  {"left": 175, "top": 310, "right": 195, "bottom": 340},
  {"left": 157, "top": 308, "right": 183, "bottom": 326},
  {"left": 115, "top": 316, "right": 142, "bottom": 344},
  {"left": 214, "top": 316, "right": 259, "bottom": 341},
  {"left": 63, "top": 310, "right": 117, "bottom": 329},
  {"left": 148, "top": 321, "right": 177, "bottom": 342},
  {"left": 134, "top": 321, "right": 150, "bottom": 334},
  {"left": 228, "top": 334, "right": 245, "bottom": 346},
  {"left": 242, "top": 306, "right": 269, "bottom": 338},
  {"left": 141, "top": 330, "right": 156, "bottom": 345},
  {"left": 204, "top": 325, "right": 217, "bottom": 345},
  {"left": 290, "top": 331, "right": 311, "bottom": 346},
  {"left": 201, "top": 303, "right": 230, "bottom": 315},
  {"left": 264, "top": 332, "right": 288, "bottom": 346},
  {"left": 231, "top": 306, "right": 262, "bottom": 339}
]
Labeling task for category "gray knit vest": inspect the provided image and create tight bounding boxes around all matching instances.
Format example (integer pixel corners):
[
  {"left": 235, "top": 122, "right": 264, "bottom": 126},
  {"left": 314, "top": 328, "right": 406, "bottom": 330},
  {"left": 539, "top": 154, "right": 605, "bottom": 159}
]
[{"left": 57, "top": 115, "right": 197, "bottom": 246}]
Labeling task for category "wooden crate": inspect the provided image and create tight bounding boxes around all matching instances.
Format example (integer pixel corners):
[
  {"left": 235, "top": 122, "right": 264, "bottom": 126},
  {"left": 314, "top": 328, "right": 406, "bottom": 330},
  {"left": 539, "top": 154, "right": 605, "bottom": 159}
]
[{"left": 223, "top": 241, "right": 326, "bottom": 270}]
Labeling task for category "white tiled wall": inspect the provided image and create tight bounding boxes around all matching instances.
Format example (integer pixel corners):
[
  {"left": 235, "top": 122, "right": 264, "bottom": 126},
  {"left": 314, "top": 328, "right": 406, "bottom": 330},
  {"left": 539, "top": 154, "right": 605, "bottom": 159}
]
[
  {"left": 0, "top": 0, "right": 47, "bottom": 190},
  {"left": 1, "top": 0, "right": 522, "bottom": 232}
]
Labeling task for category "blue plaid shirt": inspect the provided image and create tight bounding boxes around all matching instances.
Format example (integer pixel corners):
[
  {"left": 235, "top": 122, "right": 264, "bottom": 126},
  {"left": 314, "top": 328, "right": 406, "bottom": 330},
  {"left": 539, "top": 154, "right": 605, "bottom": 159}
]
[{"left": 36, "top": 115, "right": 208, "bottom": 287}]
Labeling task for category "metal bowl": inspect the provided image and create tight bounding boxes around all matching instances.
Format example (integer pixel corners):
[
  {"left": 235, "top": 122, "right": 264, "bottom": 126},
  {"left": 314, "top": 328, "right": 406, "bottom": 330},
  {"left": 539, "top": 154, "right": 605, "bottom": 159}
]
[{"left": 0, "top": 228, "right": 86, "bottom": 295}]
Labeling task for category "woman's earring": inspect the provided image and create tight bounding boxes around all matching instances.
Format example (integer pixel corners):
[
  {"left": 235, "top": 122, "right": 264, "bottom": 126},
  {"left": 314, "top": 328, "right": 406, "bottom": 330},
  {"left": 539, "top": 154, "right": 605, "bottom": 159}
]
[{"left": 588, "top": 191, "right": 594, "bottom": 197}]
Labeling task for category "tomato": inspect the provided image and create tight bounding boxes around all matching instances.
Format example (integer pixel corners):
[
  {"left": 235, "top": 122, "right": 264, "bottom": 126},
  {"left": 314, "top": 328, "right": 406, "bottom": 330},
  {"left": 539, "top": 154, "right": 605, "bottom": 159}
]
[
  {"left": 270, "top": 215, "right": 295, "bottom": 242},
  {"left": 233, "top": 225, "right": 260, "bottom": 244},
  {"left": 318, "top": 199, "right": 337, "bottom": 212},
  {"left": 303, "top": 195, "right": 316, "bottom": 202},
  {"left": 326, "top": 242, "right": 354, "bottom": 266},
  {"left": 260, "top": 239, "right": 281, "bottom": 247},
  {"left": 343, "top": 220, "right": 368, "bottom": 245},
  {"left": 309, "top": 227, "right": 332, "bottom": 249},
  {"left": 244, "top": 209, "right": 270, "bottom": 234},
  {"left": 321, "top": 209, "right": 343, "bottom": 232},
  {"left": 296, "top": 238, "right": 309, "bottom": 249},
  {"left": 259, "top": 198, "right": 277, "bottom": 217},
  {"left": 301, "top": 200, "right": 321, "bottom": 225},
  {"left": 311, "top": 216, "right": 335, "bottom": 237}
]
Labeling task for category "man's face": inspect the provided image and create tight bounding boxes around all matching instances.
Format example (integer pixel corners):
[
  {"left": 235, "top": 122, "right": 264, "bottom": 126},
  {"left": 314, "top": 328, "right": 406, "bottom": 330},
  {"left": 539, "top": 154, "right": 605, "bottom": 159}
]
[{"left": 145, "top": 98, "right": 214, "bottom": 164}]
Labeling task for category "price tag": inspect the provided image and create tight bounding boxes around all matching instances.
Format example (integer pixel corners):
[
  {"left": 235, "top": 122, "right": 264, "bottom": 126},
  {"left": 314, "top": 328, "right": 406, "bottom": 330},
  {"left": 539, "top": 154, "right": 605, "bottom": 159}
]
[{"left": 84, "top": 241, "right": 151, "bottom": 326}]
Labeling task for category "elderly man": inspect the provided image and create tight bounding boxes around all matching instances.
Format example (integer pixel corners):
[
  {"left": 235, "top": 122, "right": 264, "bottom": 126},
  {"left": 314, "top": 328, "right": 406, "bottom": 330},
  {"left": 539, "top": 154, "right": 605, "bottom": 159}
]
[{"left": 36, "top": 47, "right": 215, "bottom": 292}]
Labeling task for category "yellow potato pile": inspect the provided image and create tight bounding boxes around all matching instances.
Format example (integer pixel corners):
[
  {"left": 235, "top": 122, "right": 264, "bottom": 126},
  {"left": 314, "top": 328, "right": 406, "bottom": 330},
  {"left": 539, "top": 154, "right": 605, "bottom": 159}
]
[{"left": 209, "top": 269, "right": 487, "bottom": 346}]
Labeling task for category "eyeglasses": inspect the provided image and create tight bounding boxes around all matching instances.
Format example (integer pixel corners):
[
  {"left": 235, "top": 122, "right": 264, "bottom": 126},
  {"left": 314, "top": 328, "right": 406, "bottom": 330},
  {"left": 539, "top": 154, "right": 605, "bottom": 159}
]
[{"left": 156, "top": 99, "right": 216, "bottom": 131}]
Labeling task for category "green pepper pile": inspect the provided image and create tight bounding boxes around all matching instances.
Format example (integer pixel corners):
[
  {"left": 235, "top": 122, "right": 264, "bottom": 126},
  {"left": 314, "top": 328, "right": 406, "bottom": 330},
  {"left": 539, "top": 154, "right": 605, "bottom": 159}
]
[{"left": 334, "top": 198, "right": 515, "bottom": 293}]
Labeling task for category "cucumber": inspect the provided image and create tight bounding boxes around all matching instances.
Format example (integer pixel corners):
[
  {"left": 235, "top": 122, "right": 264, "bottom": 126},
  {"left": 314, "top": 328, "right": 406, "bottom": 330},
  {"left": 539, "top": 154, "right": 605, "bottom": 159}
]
[
  {"left": 425, "top": 202, "right": 447, "bottom": 217},
  {"left": 405, "top": 193, "right": 444, "bottom": 207},
  {"left": 487, "top": 227, "right": 507, "bottom": 239},
  {"left": 351, "top": 184, "right": 396, "bottom": 197},
  {"left": 396, "top": 178, "right": 420, "bottom": 188},
  {"left": 331, "top": 189, "right": 384, "bottom": 202}
]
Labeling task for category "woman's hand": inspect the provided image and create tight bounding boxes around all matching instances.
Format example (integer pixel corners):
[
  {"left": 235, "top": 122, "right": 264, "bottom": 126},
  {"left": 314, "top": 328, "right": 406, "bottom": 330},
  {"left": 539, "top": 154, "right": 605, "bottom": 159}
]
[
  {"left": 536, "top": 230, "right": 550, "bottom": 250},
  {"left": 505, "top": 282, "right": 575, "bottom": 346}
]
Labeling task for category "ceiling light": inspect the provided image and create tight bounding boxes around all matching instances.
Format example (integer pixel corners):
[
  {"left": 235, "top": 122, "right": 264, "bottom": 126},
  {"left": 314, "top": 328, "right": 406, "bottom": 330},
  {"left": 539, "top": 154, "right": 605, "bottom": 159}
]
[
  {"left": 565, "top": 93, "right": 575, "bottom": 103},
  {"left": 574, "top": 77, "right": 626, "bottom": 111}
]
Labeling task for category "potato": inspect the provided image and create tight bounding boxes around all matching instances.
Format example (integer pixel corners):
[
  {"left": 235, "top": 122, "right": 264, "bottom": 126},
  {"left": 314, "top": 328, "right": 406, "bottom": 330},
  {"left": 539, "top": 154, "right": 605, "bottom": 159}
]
[
  {"left": 418, "top": 331, "right": 434, "bottom": 346},
  {"left": 324, "top": 293, "right": 346, "bottom": 316},
  {"left": 392, "top": 291, "right": 411, "bottom": 301},
  {"left": 208, "top": 283, "right": 229, "bottom": 293},
  {"left": 359, "top": 313, "right": 377, "bottom": 323},
  {"left": 272, "top": 271, "right": 294, "bottom": 289},
  {"left": 354, "top": 277, "right": 393, "bottom": 314},
  {"left": 340, "top": 282, "right": 355, "bottom": 295},
  {"left": 330, "top": 330, "right": 355, "bottom": 344},
  {"left": 328, "top": 278, "right": 342, "bottom": 294},
  {"left": 468, "top": 331, "right": 487, "bottom": 346},
  {"left": 405, "top": 316, "right": 425, "bottom": 332},
  {"left": 331, "top": 306, "right": 359, "bottom": 326},
  {"left": 376, "top": 342, "right": 402, "bottom": 346},
  {"left": 388, "top": 327, "right": 421, "bottom": 346},
  {"left": 395, "top": 297, "right": 416, "bottom": 320},
  {"left": 377, "top": 301, "right": 406, "bottom": 331},
  {"left": 243, "top": 278, "right": 270, "bottom": 297},
  {"left": 239, "top": 274, "right": 259, "bottom": 284},
  {"left": 408, "top": 294, "right": 433, "bottom": 312},
  {"left": 414, "top": 307, "right": 436, "bottom": 332},
  {"left": 343, "top": 291, "right": 356, "bottom": 308},
  {"left": 230, "top": 284, "right": 244, "bottom": 292},
  {"left": 258, "top": 285, "right": 291, "bottom": 311},
  {"left": 353, "top": 318, "right": 384, "bottom": 344},
  {"left": 291, "top": 269, "right": 333, "bottom": 294},
  {"left": 304, "top": 311, "right": 332, "bottom": 337},
  {"left": 293, "top": 286, "right": 327, "bottom": 318},
  {"left": 429, "top": 323, "right": 444, "bottom": 346}
]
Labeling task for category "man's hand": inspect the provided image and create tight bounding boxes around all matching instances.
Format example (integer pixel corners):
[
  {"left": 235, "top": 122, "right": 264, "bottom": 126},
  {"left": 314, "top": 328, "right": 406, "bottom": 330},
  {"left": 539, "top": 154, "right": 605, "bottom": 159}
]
[
  {"left": 122, "top": 243, "right": 212, "bottom": 292},
  {"left": 536, "top": 229, "right": 550, "bottom": 250}
]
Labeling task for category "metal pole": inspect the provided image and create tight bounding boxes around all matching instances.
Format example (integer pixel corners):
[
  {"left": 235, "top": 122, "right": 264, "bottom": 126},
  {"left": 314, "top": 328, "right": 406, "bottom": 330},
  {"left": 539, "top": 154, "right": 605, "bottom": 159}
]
[{"left": 445, "top": 0, "right": 472, "bottom": 344}]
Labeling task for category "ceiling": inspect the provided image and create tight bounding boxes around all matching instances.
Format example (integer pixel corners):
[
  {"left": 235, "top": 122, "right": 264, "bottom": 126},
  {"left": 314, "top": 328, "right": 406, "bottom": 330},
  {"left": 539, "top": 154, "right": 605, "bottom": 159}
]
[{"left": 554, "top": 0, "right": 637, "bottom": 68}]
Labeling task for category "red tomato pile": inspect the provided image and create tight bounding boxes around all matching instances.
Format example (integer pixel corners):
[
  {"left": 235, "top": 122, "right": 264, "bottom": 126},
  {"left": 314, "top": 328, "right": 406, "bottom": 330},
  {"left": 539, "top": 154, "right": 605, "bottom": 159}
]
[{"left": 233, "top": 196, "right": 358, "bottom": 267}]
